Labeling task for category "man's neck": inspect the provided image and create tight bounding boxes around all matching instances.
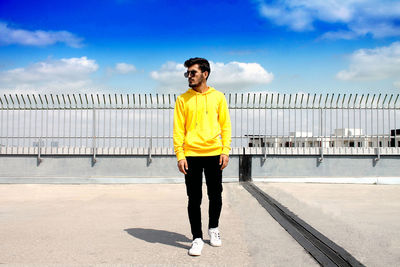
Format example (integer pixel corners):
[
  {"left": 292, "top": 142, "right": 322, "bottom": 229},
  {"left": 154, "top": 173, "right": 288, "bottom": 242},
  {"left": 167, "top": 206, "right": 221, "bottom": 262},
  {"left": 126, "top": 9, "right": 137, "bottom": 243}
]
[{"left": 193, "top": 83, "right": 208, "bottom": 94}]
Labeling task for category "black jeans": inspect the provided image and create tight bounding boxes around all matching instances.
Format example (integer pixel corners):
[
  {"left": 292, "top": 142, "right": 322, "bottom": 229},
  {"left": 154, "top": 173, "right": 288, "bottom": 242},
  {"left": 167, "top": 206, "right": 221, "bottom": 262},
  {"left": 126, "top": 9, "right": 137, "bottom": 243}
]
[{"left": 185, "top": 156, "right": 223, "bottom": 240}]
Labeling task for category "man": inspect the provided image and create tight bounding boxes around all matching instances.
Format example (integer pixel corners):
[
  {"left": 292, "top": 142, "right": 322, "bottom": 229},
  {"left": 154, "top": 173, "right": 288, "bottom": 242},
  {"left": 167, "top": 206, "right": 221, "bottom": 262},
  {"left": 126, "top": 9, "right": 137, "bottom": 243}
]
[{"left": 173, "top": 57, "right": 231, "bottom": 256}]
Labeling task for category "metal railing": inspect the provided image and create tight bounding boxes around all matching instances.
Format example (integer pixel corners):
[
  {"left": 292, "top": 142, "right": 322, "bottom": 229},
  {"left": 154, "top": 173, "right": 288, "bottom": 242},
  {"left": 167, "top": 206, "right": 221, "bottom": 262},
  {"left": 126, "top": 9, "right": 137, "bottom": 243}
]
[{"left": 0, "top": 93, "right": 399, "bottom": 158}]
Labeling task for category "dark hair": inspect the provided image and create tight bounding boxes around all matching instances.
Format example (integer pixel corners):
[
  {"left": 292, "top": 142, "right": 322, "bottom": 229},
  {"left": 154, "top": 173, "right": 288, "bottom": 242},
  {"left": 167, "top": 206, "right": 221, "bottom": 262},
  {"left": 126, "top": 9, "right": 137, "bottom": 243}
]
[{"left": 184, "top": 57, "right": 211, "bottom": 80}]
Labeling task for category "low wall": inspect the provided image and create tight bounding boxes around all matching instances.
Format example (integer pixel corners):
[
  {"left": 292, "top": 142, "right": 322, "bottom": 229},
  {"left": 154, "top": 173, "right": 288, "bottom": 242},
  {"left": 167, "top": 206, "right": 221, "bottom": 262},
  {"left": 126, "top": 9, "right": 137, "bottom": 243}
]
[{"left": 0, "top": 155, "right": 399, "bottom": 184}]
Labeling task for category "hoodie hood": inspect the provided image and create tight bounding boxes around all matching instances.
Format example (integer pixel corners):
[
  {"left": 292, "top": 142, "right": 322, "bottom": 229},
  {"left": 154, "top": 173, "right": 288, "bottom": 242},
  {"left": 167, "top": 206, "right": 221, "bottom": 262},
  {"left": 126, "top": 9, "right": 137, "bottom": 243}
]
[{"left": 187, "top": 87, "right": 216, "bottom": 95}]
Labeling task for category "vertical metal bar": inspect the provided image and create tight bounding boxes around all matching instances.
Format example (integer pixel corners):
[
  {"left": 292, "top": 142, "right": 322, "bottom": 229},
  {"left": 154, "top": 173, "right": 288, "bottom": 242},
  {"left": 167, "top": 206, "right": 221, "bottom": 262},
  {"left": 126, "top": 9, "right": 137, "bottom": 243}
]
[
  {"left": 168, "top": 94, "right": 171, "bottom": 148},
  {"left": 336, "top": 94, "right": 340, "bottom": 149},
  {"left": 155, "top": 94, "right": 158, "bottom": 148},
  {"left": 114, "top": 94, "right": 118, "bottom": 152},
  {"left": 5, "top": 95, "right": 9, "bottom": 148},
  {"left": 121, "top": 94, "right": 124, "bottom": 150},
  {"left": 9, "top": 95, "right": 13, "bottom": 148},
  {"left": 78, "top": 94, "right": 83, "bottom": 149},
  {"left": 50, "top": 95, "right": 55, "bottom": 152},
  {"left": 102, "top": 94, "right": 106, "bottom": 149},
  {"left": 72, "top": 94, "right": 77, "bottom": 149},
  {"left": 15, "top": 95, "right": 20, "bottom": 150},
  {"left": 265, "top": 94, "right": 268, "bottom": 148},
  {"left": 306, "top": 94, "right": 310, "bottom": 148},
  {"left": 107, "top": 94, "right": 111, "bottom": 149},
  {"left": 359, "top": 95, "right": 363, "bottom": 148},
  {"left": 56, "top": 95, "right": 60, "bottom": 149},
  {"left": 383, "top": 94, "right": 387, "bottom": 147},
  {"left": 393, "top": 95, "right": 399, "bottom": 149},
  {"left": 150, "top": 94, "right": 153, "bottom": 149},
  {"left": 67, "top": 94, "right": 72, "bottom": 149},
  {"left": 44, "top": 95, "right": 48, "bottom": 151},
  {"left": 347, "top": 94, "right": 352, "bottom": 148},
  {"left": 388, "top": 94, "right": 393, "bottom": 148},
  {"left": 252, "top": 93, "right": 256, "bottom": 142},
  {"left": 96, "top": 95, "right": 100, "bottom": 151},
  {"left": 139, "top": 94, "right": 141, "bottom": 148},
  {"left": 301, "top": 94, "right": 304, "bottom": 148},
  {"left": 241, "top": 93, "right": 244, "bottom": 147},
  {"left": 21, "top": 95, "right": 26, "bottom": 149},
  {"left": 365, "top": 94, "right": 369, "bottom": 147},
  {"left": 270, "top": 94, "right": 273, "bottom": 149},
  {"left": 353, "top": 94, "right": 357, "bottom": 150},
  {"left": 282, "top": 94, "right": 286, "bottom": 146},
  {"left": 235, "top": 93, "right": 238, "bottom": 147},
  {"left": 39, "top": 95, "right": 44, "bottom": 149},
  {"left": 371, "top": 94, "right": 375, "bottom": 147},
  {"left": 61, "top": 95, "right": 66, "bottom": 149},
  {"left": 247, "top": 93, "right": 250, "bottom": 147},
  {"left": 258, "top": 93, "right": 261, "bottom": 142},
  {"left": 92, "top": 94, "right": 96, "bottom": 161},
  {"left": 135, "top": 94, "right": 138, "bottom": 149},
  {"left": 377, "top": 94, "right": 381, "bottom": 147},
  {"left": 294, "top": 94, "right": 297, "bottom": 147},
  {"left": 133, "top": 94, "right": 137, "bottom": 148},
  {"left": 162, "top": 94, "right": 165, "bottom": 147},
  {"left": 82, "top": 94, "right": 88, "bottom": 150},
  {"left": 127, "top": 94, "right": 130, "bottom": 150},
  {"left": 0, "top": 96, "right": 3, "bottom": 150},
  {"left": 145, "top": 94, "right": 148, "bottom": 149},
  {"left": 277, "top": 94, "right": 280, "bottom": 147},
  {"left": 330, "top": 94, "right": 334, "bottom": 148}
]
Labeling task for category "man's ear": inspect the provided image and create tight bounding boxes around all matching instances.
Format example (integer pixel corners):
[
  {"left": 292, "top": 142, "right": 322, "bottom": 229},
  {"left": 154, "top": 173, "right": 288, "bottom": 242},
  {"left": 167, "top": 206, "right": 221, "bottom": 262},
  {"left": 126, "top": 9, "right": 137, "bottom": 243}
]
[{"left": 203, "top": 71, "right": 209, "bottom": 80}]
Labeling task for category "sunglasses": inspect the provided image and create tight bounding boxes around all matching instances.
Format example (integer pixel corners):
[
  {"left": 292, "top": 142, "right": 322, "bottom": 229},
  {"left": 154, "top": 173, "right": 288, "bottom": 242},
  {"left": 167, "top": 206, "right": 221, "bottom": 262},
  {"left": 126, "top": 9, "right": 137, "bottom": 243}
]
[{"left": 184, "top": 70, "right": 198, "bottom": 78}]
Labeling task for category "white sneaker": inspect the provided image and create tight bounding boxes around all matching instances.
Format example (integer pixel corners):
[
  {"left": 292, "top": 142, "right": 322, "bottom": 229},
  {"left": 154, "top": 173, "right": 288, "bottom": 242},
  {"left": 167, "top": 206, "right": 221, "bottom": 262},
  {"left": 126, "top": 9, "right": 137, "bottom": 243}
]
[
  {"left": 208, "top": 228, "right": 222, "bottom": 247},
  {"left": 188, "top": 238, "right": 204, "bottom": 256}
]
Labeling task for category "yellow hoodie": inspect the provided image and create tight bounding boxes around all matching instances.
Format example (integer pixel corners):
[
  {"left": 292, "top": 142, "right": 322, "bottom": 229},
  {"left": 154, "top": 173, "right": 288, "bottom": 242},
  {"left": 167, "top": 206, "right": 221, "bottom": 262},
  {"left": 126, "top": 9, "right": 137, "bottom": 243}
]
[{"left": 173, "top": 87, "right": 231, "bottom": 161}]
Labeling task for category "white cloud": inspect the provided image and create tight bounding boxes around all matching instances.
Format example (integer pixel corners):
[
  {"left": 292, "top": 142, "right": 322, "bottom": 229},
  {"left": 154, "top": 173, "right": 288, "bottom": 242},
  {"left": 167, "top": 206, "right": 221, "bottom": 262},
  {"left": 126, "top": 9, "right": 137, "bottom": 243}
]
[
  {"left": 0, "top": 57, "right": 99, "bottom": 92},
  {"left": 0, "top": 22, "right": 83, "bottom": 48},
  {"left": 150, "top": 61, "right": 187, "bottom": 91},
  {"left": 336, "top": 42, "right": 400, "bottom": 81},
  {"left": 114, "top": 63, "right": 136, "bottom": 74},
  {"left": 150, "top": 61, "right": 273, "bottom": 92},
  {"left": 393, "top": 81, "right": 400, "bottom": 89},
  {"left": 257, "top": 0, "right": 400, "bottom": 39}
]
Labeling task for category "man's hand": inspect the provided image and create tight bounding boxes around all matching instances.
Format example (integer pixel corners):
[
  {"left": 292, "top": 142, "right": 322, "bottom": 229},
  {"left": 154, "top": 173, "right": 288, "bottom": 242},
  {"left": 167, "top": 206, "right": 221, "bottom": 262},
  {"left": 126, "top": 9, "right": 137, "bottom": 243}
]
[
  {"left": 178, "top": 159, "right": 188, "bottom": 175},
  {"left": 219, "top": 154, "right": 229, "bottom": 170}
]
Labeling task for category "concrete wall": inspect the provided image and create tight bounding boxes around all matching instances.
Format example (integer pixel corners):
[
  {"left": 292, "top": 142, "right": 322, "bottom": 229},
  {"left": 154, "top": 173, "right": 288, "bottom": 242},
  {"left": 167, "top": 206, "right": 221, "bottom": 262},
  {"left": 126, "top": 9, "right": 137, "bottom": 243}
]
[
  {"left": 252, "top": 155, "right": 400, "bottom": 178},
  {"left": 0, "top": 155, "right": 239, "bottom": 183},
  {"left": 0, "top": 155, "right": 399, "bottom": 183}
]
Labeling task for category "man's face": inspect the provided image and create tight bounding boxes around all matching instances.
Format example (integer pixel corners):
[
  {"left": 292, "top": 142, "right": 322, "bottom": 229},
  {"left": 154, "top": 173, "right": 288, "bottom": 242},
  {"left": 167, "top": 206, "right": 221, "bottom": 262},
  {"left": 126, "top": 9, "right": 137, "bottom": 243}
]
[{"left": 187, "top": 64, "right": 207, "bottom": 88}]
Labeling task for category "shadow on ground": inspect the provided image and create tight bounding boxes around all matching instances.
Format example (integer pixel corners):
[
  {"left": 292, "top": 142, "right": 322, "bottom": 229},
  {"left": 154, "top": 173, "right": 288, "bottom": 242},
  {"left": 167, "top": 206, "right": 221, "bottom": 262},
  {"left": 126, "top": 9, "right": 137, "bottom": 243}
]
[{"left": 124, "top": 228, "right": 191, "bottom": 250}]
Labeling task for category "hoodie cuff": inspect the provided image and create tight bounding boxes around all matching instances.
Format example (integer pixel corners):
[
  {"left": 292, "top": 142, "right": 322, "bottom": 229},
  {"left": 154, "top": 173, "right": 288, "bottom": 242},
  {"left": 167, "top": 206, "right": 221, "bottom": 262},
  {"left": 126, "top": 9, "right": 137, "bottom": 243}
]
[
  {"left": 176, "top": 151, "right": 186, "bottom": 161},
  {"left": 222, "top": 147, "right": 231, "bottom": 155}
]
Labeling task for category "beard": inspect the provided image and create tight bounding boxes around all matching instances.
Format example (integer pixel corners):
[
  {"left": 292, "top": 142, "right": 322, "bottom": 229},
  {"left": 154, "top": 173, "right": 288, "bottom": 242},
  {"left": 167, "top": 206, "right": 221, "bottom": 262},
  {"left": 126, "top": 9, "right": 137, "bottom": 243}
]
[{"left": 189, "top": 75, "right": 204, "bottom": 88}]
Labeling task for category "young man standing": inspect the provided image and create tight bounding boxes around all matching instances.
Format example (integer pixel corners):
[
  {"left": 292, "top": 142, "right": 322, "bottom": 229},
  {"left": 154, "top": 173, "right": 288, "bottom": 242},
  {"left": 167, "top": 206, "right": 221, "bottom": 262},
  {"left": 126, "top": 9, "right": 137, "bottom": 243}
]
[{"left": 173, "top": 58, "right": 231, "bottom": 256}]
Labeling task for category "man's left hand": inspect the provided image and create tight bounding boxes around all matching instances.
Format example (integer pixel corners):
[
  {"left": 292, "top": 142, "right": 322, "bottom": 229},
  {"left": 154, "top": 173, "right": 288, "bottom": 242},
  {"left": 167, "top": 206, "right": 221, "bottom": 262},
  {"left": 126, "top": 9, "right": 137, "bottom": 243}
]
[{"left": 219, "top": 154, "right": 229, "bottom": 170}]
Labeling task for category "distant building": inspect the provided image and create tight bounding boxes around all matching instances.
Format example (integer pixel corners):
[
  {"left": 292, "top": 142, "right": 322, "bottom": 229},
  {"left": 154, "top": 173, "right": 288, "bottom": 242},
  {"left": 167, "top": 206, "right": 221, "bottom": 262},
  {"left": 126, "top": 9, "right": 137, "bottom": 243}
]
[
  {"left": 32, "top": 141, "right": 45, "bottom": 147},
  {"left": 33, "top": 141, "right": 59, "bottom": 147},
  {"left": 390, "top": 129, "right": 400, "bottom": 148},
  {"left": 247, "top": 128, "right": 396, "bottom": 148}
]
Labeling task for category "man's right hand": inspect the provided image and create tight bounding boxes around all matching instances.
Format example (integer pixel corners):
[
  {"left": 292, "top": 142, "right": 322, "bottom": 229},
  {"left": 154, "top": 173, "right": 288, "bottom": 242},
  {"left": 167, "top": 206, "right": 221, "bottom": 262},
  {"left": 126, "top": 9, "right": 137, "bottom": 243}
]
[{"left": 178, "top": 159, "right": 188, "bottom": 175}]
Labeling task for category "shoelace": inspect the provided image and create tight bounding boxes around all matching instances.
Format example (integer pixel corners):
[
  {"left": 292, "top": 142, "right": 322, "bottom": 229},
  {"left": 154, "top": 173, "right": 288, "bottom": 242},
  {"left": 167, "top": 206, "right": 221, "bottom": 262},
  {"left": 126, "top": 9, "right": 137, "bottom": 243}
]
[
  {"left": 193, "top": 240, "right": 202, "bottom": 246},
  {"left": 211, "top": 231, "right": 220, "bottom": 239}
]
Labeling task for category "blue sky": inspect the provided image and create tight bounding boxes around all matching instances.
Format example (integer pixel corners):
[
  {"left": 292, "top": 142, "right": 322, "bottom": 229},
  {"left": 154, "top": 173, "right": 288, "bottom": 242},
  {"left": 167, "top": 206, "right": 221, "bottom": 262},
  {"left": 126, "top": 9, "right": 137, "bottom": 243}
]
[{"left": 0, "top": 0, "right": 399, "bottom": 94}]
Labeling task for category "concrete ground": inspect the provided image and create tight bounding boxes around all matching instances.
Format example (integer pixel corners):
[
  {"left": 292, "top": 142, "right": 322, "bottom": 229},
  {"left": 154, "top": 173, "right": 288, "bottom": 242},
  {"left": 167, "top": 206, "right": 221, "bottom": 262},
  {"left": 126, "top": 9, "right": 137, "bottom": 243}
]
[
  {"left": 0, "top": 182, "right": 398, "bottom": 266},
  {"left": 257, "top": 183, "right": 400, "bottom": 267}
]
